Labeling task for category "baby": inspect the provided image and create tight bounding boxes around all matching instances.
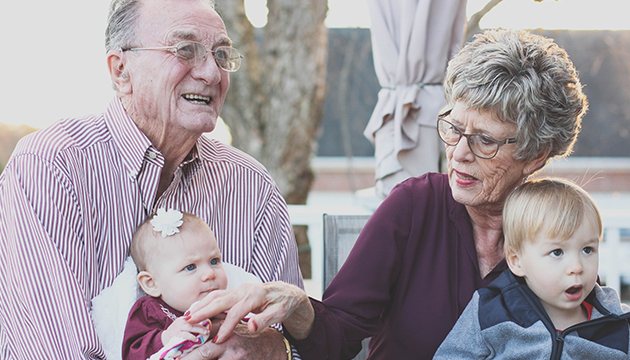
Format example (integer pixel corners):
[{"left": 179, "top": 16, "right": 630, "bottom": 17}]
[
  {"left": 435, "top": 178, "right": 630, "bottom": 359},
  {"left": 122, "top": 209, "right": 228, "bottom": 360}
]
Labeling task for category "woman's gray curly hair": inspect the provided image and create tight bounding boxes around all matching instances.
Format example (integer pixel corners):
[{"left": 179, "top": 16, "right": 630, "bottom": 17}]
[
  {"left": 105, "top": 0, "right": 216, "bottom": 51},
  {"left": 444, "top": 29, "right": 588, "bottom": 167}
]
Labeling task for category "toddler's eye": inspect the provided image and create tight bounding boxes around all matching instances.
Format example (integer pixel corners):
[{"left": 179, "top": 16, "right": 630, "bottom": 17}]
[
  {"left": 210, "top": 258, "right": 219, "bottom": 266},
  {"left": 550, "top": 249, "right": 563, "bottom": 257},
  {"left": 583, "top": 247, "right": 594, "bottom": 255},
  {"left": 184, "top": 264, "right": 196, "bottom": 271}
]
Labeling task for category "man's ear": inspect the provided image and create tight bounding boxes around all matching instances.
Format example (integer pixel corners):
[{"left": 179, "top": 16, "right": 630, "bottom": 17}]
[
  {"left": 506, "top": 250, "right": 526, "bottom": 277},
  {"left": 137, "top": 271, "right": 161, "bottom": 297},
  {"left": 107, "top": 49, "right": 132, "bottom": 95}
]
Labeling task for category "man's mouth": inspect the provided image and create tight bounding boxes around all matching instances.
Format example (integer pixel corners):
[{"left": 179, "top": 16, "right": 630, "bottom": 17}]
[{"left": 183, "top": 94, "right": 211, "bottom": 105}]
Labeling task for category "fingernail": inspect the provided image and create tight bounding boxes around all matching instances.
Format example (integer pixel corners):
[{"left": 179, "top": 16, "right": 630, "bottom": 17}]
[
  {"left": 184, "top": 310, "right": 191, "bottom": 316},
  {"left": 212, "top": 335, "right": 218, "bottom": 343},
  {"left": 184, "top": 315, "right": 191, "bottom": 321},
  {"left": 251, "top": 320, "right": 258, "bottom": 332}
]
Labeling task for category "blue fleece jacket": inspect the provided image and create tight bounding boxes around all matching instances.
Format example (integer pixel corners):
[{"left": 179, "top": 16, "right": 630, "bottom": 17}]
[{"left": 434, "top": 270, "right": 630, "bottom": 359}]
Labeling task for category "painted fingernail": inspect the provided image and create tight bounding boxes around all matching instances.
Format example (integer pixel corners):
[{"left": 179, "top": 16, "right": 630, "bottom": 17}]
[
  {"left": 251, "top": 320, "right": 258, "bottom": 332},
  {"left": 184, "top": 310, "right": 191, "bottom": 316},
  {"left": 212, "top": 335, "right": 218, "bottom": 343},
  {"left": 184, "top": 315, "right": 191, "bottom": 321}
]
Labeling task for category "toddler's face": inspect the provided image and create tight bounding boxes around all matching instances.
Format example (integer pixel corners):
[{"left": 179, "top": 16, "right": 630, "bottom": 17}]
[
  {"left": 508, "top": 219, "right": 599, "bottom": 325},
  {"left": 149, "top": 224, "right": 228, "bottom": 313}
]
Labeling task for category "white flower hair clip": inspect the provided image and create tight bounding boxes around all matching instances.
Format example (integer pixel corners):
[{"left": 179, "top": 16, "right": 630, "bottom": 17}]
[{"left": 151, "top": 208, "right": 184, "bottom": 238}]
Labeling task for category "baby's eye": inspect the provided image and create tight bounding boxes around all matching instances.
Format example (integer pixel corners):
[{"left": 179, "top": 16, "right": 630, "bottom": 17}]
[
  {"left": 583, "top": 247, "right": 595, "bottom": 255},
  {"left": 550, "top": 249, "right": 563, "bottom": 257},
  {"left": 210, "top": 258, "right": 220, "bottom": 266},
  {"left": 184, "top": 264, "right": 196, "bottom": 271}
]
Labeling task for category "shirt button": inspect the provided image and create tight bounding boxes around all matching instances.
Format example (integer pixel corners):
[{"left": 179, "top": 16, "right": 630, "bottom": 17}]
[{"left": 148, "top": 151, "right": 157, "bottom": 159}]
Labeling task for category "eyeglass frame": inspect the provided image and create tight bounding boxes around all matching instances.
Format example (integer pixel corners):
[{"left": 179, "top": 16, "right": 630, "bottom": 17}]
[
  {"left": 121, "top": 40, "right": 243, "bottom": 72},
  {"left": 436, "top": 109, "right": 517, "bottom": 160}
]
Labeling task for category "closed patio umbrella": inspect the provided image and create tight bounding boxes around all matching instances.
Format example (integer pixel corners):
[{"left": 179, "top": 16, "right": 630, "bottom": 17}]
[{"left": 364, "top": 0, "right": 468, "bottom": 197}]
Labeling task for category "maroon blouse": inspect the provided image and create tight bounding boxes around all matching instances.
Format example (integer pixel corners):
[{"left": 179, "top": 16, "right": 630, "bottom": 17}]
[{"left": 289, "top": 173, "right": 507, "bottom": 359}]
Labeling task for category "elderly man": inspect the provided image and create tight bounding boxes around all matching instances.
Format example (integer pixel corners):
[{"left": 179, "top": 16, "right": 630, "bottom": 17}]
[{"left": 0, "top": 0, "right": 302, "bottom": 359}]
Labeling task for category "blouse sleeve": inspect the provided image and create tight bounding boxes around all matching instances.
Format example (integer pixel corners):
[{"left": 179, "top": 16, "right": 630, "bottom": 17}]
[{"left": 288, "top": 182, "right": 416, "bottom": 359}]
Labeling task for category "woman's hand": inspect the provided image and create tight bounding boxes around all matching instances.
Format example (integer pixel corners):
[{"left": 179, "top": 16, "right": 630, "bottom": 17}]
[{"left": 187, "top": 281, "right": 314, "bottom": 343}]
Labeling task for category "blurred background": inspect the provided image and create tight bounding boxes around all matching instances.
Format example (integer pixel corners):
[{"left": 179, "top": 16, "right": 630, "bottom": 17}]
[{"left": 2, "top": 0, "right": 630, "bottom": 300}]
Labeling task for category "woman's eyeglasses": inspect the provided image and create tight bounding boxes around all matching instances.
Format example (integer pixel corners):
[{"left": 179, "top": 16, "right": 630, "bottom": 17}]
[{"left": 437, "top": 109, "right": 516, "bottom": 160}]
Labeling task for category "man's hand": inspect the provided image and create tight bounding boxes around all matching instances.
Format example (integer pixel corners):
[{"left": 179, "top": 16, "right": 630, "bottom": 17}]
[{"left": 181, "top": 324, "right": 288, "bottom": 360}]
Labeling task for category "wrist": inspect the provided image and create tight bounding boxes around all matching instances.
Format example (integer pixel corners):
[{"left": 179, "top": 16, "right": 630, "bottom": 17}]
[{"left": 282, "top": 289, "right": 314, "bottom": 340}]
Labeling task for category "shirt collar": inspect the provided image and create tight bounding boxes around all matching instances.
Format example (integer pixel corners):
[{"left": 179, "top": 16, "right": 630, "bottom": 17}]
[{"left": 105, "top": 97, "right": 154, "bottom": 179}]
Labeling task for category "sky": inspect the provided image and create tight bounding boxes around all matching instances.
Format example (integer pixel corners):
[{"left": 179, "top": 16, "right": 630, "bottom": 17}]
[{"left": 1, "top": 0, "right": 629, "bottom": 129}]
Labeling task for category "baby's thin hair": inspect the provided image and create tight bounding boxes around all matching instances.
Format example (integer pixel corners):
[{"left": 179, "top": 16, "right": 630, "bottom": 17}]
[
  {"left": 503, "top": 178, "right": 603, "bottom": 255},
  {"left": 130, "top": 211, "right": 206, "bottom": 271}
]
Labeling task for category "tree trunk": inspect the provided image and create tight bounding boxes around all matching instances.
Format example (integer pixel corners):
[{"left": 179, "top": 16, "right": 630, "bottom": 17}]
[{"left": 216, "top": 0, "right": 329, "bottom": 278}]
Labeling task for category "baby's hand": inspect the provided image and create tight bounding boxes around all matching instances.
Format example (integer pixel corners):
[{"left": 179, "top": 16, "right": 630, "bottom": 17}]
[{"left": 161, "top": 316, "right": 210, "bottom": 346}]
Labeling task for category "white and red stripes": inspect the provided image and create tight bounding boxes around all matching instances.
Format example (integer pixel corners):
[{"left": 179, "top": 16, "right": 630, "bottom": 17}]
[{"left": 0, "top": 97, "right": 303, "bottom": 359}]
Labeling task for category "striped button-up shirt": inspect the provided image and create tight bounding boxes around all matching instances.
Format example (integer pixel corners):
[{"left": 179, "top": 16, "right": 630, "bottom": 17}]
[{"left": 0, "top": 97, "right": 303, "bottom": 359}]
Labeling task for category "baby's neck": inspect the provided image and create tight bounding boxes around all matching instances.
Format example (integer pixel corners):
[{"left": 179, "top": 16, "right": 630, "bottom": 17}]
[{"left": 546, "top": 303, "right": 589, "bottom": 331}]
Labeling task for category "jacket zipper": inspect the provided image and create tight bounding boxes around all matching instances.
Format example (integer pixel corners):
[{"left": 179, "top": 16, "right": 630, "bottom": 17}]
[{"left": 549, "top": 314, "right": 623, "bottom": 359}]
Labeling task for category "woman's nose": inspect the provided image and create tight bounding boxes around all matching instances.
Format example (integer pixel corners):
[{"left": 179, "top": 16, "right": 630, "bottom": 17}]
[{"left": 451, "top": 136, "right": 475, "bottom": 162}]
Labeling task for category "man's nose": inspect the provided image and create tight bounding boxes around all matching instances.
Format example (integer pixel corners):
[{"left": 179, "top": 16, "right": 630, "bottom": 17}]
[{"left": 191, "top": 54, "right": 222, "bottom": 85}]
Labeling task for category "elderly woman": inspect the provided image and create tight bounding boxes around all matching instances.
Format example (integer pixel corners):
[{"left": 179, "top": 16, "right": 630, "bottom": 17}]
[{"left": 187, "top": 29, "right": 588, "bottom": 359}]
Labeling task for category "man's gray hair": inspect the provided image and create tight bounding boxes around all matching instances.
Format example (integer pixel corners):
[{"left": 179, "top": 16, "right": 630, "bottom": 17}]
[
  {"left": 105, "top": 0, "right": 216, "bottom": 51},
  {"left": 444, "top": 29, "right": 588, "bottom": 166}
]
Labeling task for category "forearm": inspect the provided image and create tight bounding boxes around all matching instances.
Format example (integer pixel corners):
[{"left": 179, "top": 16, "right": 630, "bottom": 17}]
[
  {"left": 1, "top": 164, "right": 99, "bottom": 358},
  {"left": 276, "top": 285, "right": 314, "bottom": 340},
  {"left": 256, "top": 190, "right": 304, "bottom": 289}
]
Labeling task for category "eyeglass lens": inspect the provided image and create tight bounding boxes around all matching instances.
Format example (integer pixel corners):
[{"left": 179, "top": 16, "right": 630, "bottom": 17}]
[
  {"left": 175, "top": 42, "right": 241, "bottom": 72},
  {"left": 437, "top": 119, "right": 499, "bottom": 159}
]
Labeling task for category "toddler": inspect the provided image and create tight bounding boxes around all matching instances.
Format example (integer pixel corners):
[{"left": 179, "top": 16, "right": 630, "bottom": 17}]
[{"left": 435, "top": 178, "right": 630, "bottom": 359}]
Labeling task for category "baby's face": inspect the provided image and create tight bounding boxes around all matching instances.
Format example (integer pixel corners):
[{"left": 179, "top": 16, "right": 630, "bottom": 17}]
[
  {"left": 149, "top": 224, "right": 228, "bottom": 313},
  {"left": 509, "top": 219, "right": 599, "bottom": 325}
]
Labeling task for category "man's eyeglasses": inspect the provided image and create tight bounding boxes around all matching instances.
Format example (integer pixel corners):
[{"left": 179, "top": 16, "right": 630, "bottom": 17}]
[
  {"left": 437, "top": 109, "right": 516, "bottom": 160},
  {"left": 121, "top": 41, "right": 243, "bottom": 72}
]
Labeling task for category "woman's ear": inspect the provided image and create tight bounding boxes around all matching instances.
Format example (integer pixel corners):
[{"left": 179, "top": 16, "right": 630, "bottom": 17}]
[
  {"left": 137, "top": 271, "right": 161, "bottom": 297},
  {"left": 506, "top": 250, "right": 526, "bottom": 277},
  {"left": 523, "top": 147, "right": 552, "bottom": 176},
  {"left": 107, "top": 49, "right": 132, "bottom": 95}
]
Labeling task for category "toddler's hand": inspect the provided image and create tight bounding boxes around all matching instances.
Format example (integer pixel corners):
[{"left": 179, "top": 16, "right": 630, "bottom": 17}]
[{"left": 162, "top": 316, "right": 211, "bottom": 346}]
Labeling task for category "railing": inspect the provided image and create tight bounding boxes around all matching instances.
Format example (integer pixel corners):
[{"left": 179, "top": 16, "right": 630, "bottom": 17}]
[{"left": 289, "top": 204, "right": 630, "bottom": 297}]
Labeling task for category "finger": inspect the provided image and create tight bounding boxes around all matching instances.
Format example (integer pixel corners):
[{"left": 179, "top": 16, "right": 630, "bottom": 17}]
[
  {"left": 179, "top": 331, "right": 201, "bottom": 343},
  {"left": 188, "top": 287, "right": 252, "bottom": 323},
  {"left": 190, "top": 324, "right": 210, "bottom": 336},
  {"left": 180, "top": 341, "right": 224, "bottom": 360},
  {"left": 244, "top": 302, "right": 288, "bottom": 333}
]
